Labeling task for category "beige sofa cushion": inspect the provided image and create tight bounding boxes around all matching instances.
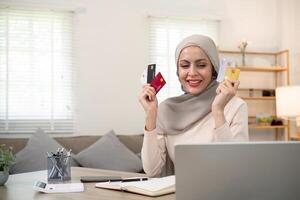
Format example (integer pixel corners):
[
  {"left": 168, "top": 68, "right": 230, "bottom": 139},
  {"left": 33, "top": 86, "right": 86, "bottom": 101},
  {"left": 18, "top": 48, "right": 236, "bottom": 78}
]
[
  {"left": 9, "top": 129, "right": 79, "bottom": 174},
  {"left": 74, "top": 130, "right": 143, "bottom": 172}
]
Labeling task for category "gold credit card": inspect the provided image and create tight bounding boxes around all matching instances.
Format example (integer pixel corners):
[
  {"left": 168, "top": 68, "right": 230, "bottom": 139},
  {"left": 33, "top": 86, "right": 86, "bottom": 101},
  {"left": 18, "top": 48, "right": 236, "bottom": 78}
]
[{"left": 225, "top": 67, "right": 240, "bottom": 81}]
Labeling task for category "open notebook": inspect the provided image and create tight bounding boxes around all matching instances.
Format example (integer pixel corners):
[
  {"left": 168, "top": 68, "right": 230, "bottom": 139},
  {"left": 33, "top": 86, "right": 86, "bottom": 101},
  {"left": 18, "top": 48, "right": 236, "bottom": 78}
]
[{"left": 95, "top": 175, "right": 175, "bottom": 197}]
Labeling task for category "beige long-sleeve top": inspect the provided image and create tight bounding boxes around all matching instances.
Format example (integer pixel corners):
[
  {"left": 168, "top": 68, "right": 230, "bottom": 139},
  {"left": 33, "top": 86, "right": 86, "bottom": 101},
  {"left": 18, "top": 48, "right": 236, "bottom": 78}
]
[{"left": 141, "top": 96, "right": 249, "bottom": 177}]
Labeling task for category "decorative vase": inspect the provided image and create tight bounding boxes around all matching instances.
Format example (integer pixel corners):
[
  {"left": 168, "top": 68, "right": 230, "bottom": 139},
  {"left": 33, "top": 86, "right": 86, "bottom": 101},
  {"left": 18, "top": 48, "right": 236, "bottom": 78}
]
[
  {"left": 241, "top": 52, "right": 246, "bottom": 66},
  {"left": 0, "top": 171, "right": 9, "bottom": 186}
]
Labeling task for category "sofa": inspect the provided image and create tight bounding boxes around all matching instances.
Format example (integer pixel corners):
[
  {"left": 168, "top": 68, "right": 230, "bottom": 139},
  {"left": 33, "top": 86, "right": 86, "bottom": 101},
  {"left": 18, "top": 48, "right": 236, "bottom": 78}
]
[
  {"left": 1, "top": 134, "right": 143, "bottom": 156},
  {"left": 0, "top": 130, "right": 145, "bottom": 174}
]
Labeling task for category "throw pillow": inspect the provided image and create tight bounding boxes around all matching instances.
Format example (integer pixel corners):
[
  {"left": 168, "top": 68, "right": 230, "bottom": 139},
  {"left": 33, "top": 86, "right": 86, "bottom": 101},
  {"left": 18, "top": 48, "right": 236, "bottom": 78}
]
[
  {"left": 74, "top": 130, "right": 143, "bottom": 173},
  {"left": 10, "top": 129, "right": 78, "bottom": 174}
]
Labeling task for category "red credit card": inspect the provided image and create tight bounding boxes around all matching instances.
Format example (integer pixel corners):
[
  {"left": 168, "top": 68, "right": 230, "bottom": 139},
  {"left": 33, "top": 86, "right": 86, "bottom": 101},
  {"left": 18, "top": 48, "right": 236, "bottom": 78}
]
[{"left": 150, "top": 72, "right": 166, "bottom": 93}]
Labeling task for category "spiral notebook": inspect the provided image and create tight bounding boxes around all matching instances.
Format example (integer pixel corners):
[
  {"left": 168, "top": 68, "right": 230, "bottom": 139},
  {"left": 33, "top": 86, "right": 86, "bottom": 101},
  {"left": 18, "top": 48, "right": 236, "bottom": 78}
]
[{"left": 95, "top": 175, "right": 175, "bottom": 197}]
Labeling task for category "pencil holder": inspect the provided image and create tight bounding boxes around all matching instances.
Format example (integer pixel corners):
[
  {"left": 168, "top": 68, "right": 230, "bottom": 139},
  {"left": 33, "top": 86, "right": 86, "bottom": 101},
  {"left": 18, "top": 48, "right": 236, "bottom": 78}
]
[{"left": 47, "top": 154, "right": 71, "bottom": 182}]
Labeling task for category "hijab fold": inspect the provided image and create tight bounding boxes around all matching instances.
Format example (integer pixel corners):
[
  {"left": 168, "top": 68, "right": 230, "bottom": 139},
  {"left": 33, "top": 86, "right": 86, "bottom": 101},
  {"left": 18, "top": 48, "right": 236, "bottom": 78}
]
[{"left": 156, "top": 35, "right": 220, "bottom": 135}]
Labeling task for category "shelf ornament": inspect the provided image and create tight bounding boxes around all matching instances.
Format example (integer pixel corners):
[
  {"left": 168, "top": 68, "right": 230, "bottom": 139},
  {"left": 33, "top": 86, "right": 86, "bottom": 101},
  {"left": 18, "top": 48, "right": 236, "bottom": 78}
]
[{"left": 238, "top": 40, "right": 248, "bottom": 66}]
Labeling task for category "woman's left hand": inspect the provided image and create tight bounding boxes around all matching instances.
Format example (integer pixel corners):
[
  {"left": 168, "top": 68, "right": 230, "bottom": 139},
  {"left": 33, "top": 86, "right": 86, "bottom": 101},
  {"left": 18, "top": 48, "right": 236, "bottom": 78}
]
[{"left": 212, "top": 79, "right": 240, "bottom": 113}]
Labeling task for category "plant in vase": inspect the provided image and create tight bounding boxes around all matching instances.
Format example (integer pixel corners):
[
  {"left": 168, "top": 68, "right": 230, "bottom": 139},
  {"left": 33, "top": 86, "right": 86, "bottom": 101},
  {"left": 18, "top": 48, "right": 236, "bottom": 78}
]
[
  {"left": 238, "top": 41, "right": 248, "bottom": 66},
  {"left": 0, "top": 144, "right": 15, "bottom": 186}
]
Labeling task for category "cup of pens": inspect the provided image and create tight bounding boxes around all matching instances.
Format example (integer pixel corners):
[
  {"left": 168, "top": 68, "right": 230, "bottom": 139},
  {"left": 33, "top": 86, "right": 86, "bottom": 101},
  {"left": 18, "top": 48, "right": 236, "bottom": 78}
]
[{"left": 47, "top": 148, "right": 72, "bottom": 182}]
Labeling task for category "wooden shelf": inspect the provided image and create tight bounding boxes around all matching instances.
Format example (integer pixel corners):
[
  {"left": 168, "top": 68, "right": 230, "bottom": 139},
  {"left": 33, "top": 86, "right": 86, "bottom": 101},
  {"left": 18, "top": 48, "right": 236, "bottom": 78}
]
[
  {"left": 238, "top": 88, "right": 274, "bottom": 91},
  {"left": 238, "top": 66, "right": 288, "bottom": 72},
  {"left": 290, "top": 135, "right": 300, "bottom": 140},
  {"left": 248, "top": 115, "right": 279, "bottom": 119},
  {"left": 249, "top": 125, "right": 288, "bottom": 129},
  {"left": 240, "top": 96, "right": 276, "bottom": 100},
  {"left": 219, "top": 49, "right": 289, "bottom": 56},
  {"left": 218, "top": 50, "right": 277, "bottom": 56},
  {"left": 220, "top": 49, "right": 290, "bottom": 140}
]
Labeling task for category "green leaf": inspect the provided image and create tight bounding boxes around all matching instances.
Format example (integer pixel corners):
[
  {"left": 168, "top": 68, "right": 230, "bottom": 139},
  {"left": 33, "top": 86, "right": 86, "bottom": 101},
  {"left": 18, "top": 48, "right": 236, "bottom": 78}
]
[{"left": 0, "top": 144, "right": 16, "bottom": 171}]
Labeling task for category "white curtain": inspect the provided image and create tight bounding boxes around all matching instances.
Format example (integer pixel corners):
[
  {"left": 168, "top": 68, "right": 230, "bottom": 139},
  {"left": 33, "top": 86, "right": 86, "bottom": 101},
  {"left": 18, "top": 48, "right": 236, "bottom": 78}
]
[{"left": 0, "top": 7, "right": 75, "bottom": 133}]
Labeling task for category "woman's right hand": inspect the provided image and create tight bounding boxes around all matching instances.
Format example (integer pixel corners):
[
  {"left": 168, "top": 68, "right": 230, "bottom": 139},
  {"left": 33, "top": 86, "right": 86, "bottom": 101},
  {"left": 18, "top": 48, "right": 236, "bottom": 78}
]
[
  {"left": 139, "top": 84, "right": 158, "bottom": 113},
  {"left": 138, "top": 84, "right": 158, "bottom": 131}
]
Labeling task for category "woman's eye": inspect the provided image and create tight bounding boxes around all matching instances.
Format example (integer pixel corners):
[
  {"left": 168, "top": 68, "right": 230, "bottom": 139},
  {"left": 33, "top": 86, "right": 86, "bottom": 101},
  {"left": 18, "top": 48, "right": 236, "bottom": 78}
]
[
  {"left": 197, "top": 64, "right": 206, "bottom": 68},
  {"left": 180, "top": 65, "right": 189, "bottom": 68}
]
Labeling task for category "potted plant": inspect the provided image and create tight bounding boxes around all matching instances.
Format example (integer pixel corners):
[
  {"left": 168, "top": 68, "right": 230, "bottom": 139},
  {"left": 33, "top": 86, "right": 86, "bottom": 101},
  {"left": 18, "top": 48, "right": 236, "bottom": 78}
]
[{"left": 0, "top": 144, "right": 15, "bottom": 186}]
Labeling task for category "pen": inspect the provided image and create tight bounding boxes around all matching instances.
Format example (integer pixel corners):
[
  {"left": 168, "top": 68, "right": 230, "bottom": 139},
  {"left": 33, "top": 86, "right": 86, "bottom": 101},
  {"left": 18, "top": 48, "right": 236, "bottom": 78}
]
[
  {"left": 67, "top": 149, "right": 72, "bottom": 156},
  {"left": 121, "top": 177, "right": 148, "bottom": 182},
  {"left": 60, "top": 148, "right": 64, "bottom": 155}
]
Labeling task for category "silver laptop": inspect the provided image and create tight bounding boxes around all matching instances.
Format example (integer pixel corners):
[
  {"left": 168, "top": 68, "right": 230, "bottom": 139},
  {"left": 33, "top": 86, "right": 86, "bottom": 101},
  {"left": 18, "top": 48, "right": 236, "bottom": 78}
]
[{"left": 175, "top": 142, "right": 300, "bottom": 200}]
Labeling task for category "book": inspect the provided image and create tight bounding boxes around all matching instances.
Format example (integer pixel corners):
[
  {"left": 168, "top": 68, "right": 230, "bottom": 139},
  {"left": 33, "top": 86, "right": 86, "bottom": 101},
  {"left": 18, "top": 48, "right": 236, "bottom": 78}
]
[{"left": 95, "top": 175, "right": 175, "bottom": 197}]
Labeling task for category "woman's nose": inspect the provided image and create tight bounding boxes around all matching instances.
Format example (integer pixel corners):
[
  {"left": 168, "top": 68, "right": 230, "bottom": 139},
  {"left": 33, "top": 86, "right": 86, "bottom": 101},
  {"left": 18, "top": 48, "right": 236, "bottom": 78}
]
[{"left": 188, "top": 65, "right": 198, "bottom": 76}]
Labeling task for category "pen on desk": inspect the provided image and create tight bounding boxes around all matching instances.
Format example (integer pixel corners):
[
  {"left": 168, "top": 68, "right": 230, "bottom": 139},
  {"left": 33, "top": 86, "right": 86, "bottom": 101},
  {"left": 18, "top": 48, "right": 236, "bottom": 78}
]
[
  {"left": 60, "top": 148, "right": 64, "bottom": 155},
  {"left": 67, "top": 149, "right": 72, "bottom": 156},
  {"left": 65, "top": 149, "right": 72, "bottom": 165},
  {"left": 121, "top": 177, "right": 148, "bottom": 182}
]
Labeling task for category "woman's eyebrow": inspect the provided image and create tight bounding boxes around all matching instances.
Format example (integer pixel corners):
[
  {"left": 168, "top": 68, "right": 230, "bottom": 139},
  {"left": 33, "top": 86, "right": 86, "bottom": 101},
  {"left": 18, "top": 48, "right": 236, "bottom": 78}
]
[
  {"left": 179, "top": 58, "right": 208, "bottom": 62},
  {"left": 179, "top": 60, "right": 190, "bottom": 63},
  {"left": 196, "top": 58, "right": 208, "bottom": 62}
]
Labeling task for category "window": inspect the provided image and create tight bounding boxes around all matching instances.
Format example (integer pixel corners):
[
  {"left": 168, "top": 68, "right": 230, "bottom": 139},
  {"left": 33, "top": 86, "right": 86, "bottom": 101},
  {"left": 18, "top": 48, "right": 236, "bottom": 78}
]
[
  {"left": 0, "top": 7, "right": 74, "bottom": 134},
  {"left": 148, "top": 17, "right": 219, "bottom": 102}
]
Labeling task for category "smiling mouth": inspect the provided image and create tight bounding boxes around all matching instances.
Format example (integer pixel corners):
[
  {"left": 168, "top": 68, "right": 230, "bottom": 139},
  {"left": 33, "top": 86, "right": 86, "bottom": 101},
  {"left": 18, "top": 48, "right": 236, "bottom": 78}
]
[{"left": 187, "top": 80, "right": 202, "bottom": 87}]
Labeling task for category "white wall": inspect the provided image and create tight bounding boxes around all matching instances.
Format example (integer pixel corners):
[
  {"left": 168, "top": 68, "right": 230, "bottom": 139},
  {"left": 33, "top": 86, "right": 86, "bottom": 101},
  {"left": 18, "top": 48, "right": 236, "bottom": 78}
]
[
  {"left": 219, "top": 0, "right": 279, "bottom": 51},
  {"left": 72, "top": 1, "right": 148, "bottom": 135},
  {"left": 1, "top": 0, "right": 297, "bottom": 136},
  {"left": 278, "top": 0, "right": 300, "bottom": 85},
  {"left": 278, "top": 0, "right": 300, "bottom": 137}
]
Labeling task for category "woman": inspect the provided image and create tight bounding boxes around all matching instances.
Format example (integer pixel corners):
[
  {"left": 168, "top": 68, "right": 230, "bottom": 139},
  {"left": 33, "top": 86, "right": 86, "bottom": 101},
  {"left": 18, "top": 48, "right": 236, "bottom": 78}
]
[{"left": 139, "top": 35, "right": 249, "bottom": 177}]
